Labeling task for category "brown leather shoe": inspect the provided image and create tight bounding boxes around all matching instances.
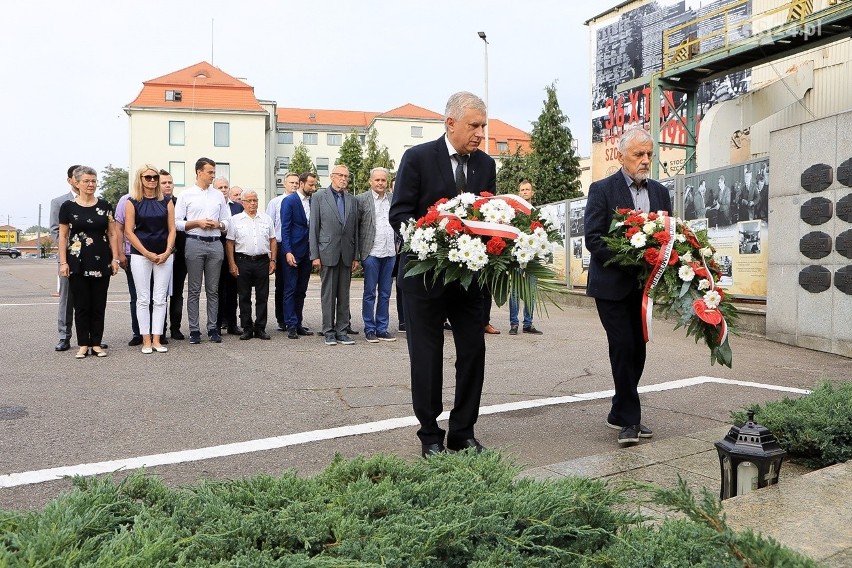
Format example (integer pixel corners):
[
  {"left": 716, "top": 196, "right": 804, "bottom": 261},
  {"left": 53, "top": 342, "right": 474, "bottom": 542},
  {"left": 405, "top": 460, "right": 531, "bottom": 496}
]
[{"left": 484, "top": 324, "right": 501, "bottom": 334}]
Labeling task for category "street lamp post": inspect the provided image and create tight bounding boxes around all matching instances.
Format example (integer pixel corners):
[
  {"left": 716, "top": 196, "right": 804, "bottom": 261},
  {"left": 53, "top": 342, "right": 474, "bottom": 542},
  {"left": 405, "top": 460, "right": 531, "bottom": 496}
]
[{"left": 478, "top": 31, "right": 489, "bottom": 156}]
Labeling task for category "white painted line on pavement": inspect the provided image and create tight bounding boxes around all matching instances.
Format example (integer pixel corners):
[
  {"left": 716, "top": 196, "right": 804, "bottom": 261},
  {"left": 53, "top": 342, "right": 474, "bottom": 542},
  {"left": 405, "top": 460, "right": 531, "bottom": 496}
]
[
  {"left": 0, "top": 300, "right": 129, "bottom": 307},
  {"left": 0, "top": 376, "right": 810, "bottom": 489}
]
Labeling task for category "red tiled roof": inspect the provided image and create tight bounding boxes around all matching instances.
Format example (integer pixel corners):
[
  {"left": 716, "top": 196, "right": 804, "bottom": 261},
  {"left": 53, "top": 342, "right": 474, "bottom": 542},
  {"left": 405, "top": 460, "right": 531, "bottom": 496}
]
[
  {"left": 483, "top": 118, "right": 531, "bottom": 155},
  {"left": 377, "top": 104, "right": 443, "bottom": 120},
  {"left": 0, "top": 225, "right": 17, "bottom": 231},
  {"left": 276, "top": 108, "right": 378, "bottom": 127},
  {"left": 126, "top": 61, "right": 264, "bottom": 112}
]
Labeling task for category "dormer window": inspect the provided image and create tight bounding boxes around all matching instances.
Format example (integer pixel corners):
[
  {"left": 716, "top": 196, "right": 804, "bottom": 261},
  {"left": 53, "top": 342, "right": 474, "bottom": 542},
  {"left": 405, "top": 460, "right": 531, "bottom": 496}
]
[{"left": 165, "top": 90, "right": 182, "bottom": 102}]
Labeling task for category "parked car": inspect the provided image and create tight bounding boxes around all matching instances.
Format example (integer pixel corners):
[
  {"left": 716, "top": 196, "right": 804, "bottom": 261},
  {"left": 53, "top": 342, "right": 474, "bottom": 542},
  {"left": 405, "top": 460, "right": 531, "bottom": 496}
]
[{"left": 0, "top": 248, "right": 22, "bottom": 259}]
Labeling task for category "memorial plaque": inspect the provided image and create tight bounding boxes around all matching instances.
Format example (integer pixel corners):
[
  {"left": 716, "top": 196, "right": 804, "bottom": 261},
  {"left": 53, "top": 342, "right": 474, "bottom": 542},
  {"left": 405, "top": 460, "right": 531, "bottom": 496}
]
[
  {"left": 837, "top": 158, "right": 852, "bottom": 187},
  {"left": 836, "top": 266, "right": 852, "bottom": 295},
  {"left": 800, "top": 197, "right": 833, "bottom": 225},
  {"left": 800, "top": 164, "right": 833, "bottom": 193},
  {"left": 838, "top": 194, "right": 852, "bottom": 223},
  {"left": 799, "top": 231, "right": 833, "bottom": 259},
  {"left": 837, "top": 230, "right": 852, "bottom": 259},
  {"left": 799, "top": 265, "right": 832, "bottom": 293}
]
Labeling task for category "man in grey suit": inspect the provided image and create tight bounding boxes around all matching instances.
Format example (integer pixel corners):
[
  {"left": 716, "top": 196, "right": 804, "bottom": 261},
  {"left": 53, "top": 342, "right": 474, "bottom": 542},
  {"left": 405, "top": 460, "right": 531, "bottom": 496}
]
[
  {"left": 49, "top": 165, "right": 80, "bottom": 351},
  {"left": 356, "top": 167, "right": 397, "bottom": 343},
  {"left": 310, "top": 164, "right": 359, "bottom": 345}
]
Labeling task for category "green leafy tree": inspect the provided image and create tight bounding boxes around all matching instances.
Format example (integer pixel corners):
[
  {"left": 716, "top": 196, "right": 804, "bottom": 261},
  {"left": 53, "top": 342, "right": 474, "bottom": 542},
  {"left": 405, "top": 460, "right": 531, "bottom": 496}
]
[
  {"left": 529, "top": 83, "right": 582, "bottom": 204},
  {"left": 336, "top": 130, "right": 364, "bottom": 193},
  {"left": 39, "top": 236, "right": 53, "bottom": 259},
  {"left": 356, "top": 128, "right": 395, "bottom": 195},
  {"left": 496, "top": 147, "right": 533, "bottom": 196},
  {"left": 25, "top": 225, "right": 49, "bottom": 234},
  {"left": 289, "top": 143, "right": 317, "bottom": 177},
  {"left": 98, "top": 165, "right": 129, "bottom": 208}
]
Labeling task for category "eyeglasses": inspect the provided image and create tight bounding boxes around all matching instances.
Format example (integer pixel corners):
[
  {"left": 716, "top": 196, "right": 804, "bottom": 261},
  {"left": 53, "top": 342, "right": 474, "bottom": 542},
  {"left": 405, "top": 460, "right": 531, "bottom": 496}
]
[
  {"left": 142, "top": 175, "right": 160, "bottom": 182},
  {"left": 243, "top": 198, "right": 258, "bottom": 203}
]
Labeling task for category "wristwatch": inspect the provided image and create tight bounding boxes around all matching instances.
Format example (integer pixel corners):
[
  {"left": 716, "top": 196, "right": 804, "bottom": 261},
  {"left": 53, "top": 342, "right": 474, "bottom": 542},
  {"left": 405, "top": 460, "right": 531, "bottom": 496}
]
[{"left": 218, "top": 221, "right": 225, "bottom": 231}]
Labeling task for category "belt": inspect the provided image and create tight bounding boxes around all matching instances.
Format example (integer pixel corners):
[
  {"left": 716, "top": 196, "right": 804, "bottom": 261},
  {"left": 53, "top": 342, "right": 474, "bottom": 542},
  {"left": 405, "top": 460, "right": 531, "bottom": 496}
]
[
  {"left": 235, "top": 252, "right": 269, "bottom": 261},
  {"left": 185, "top": 234, "right": 219, "bottom": 242}
]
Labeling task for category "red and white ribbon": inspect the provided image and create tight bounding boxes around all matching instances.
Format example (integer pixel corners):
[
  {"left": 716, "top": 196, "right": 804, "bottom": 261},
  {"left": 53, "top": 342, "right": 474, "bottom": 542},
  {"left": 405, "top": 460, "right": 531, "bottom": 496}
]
[
  {"left": 641, "top": 215, "right": 676, "bottom": 342},
  {"left": 436, "top": 213, "right": 522, "bottom": 240},
  {"left": 700, "top": 255, "right": 729, "bottom": 345}
]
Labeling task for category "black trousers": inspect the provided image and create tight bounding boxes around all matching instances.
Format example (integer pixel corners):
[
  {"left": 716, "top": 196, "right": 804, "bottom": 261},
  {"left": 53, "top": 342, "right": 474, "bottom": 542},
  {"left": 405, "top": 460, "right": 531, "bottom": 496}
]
[
  {"left": 236, "top": 256, "right": 270, "bottom": 331},
  {"left": 167, "top": 249, "right": 187, "bottom": 334},
  {"left": 69, "top": 274, "right": 110, "bottom": 347},
  {"left": 481, "top": 287, "right": 493, "bottom": 326},
  {"left": 217, "top": 262, "right": 240, "bottom": 329},
  {"left": 393, "top": 253, "right": 404, "bottom": 327},
  {"left": 594, "top": 288, "right": 647, "bottom": 427},
  {"left": 401, "top": 266, "right": 486, "bottom": 446}
]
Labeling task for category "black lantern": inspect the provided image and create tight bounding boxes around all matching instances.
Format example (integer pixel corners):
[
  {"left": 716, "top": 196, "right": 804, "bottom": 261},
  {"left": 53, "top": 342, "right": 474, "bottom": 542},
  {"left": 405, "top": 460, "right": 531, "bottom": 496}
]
[{"left": 714, "top": 410, "right": 787, "bottom": 500}]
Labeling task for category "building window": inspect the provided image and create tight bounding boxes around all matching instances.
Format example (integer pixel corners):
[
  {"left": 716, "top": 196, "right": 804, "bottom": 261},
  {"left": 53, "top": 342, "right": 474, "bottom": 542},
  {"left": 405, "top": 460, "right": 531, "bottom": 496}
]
[
  {"left": 359, "top": 135, "right": 366, "bottom": 145},
  {"left": 497, "top": 141, "right": 509, "bottom": 153},
  {"left": 411, "top": 126, "right": 423, "bottom": 138},
  {"left": 316, "top": 158, "right": 329, "bottom": 175},
  {"left": 277, "top": 131, "right": 293, "bottom": 144},
  {"left": 276, "top": 156, "right": 290, "bottom": 172},
  {"left": 327, "top": 133, "right": 343, "bottom": 146},
  {"left": 169, "top": 121, "right": 185, "bottom": 146},
  {"left": 168, "top": 161, "right": 185, "bottom": 187},
  {"left": 214, "top": 122, "right": 230, "bottom": 147},
  {"left": 165, "top": 90, "right": 182, "bottom": 102},
  {"left": 303, "top": 133, "right": 318, "bottom": 145},
  {"left": 216, "top": 162, "right": 230, "bottom": 181}
]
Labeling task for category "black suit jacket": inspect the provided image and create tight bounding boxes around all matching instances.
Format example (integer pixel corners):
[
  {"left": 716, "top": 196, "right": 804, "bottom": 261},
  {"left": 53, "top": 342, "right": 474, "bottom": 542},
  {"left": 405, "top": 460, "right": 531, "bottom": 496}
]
[
  {"left": 584, "top": 170, "right": 673, "bottom": 301},
  {"left": 389, "top": 135, "right": 496, "bottom": 231}
]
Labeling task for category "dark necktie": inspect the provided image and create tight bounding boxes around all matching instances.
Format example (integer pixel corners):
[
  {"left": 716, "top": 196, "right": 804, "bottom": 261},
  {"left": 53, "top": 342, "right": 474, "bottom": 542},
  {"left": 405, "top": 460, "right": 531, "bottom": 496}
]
[
  {"left": 454, "top": 154, "right": 468, "bottom": 194},
  {"left": 333, "top": 190, "right": 344, "bottom": 222}
]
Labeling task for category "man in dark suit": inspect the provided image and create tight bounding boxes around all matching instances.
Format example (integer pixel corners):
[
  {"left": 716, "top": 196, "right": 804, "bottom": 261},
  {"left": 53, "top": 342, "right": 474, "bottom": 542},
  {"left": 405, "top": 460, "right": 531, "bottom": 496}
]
[
  {"left": 49, "top": 165, "right": 81, "bottom": 351},
  {"left": 281, "top": 172, "right": 318, "bottom": 339},
  {"left": 309, "top": 164, "right": 359, "bottom": 345},
  {"left": 584, "top": 128, "right": 672, "bottom": 446},
  {"left": 215, "top": 177, "right": 244, "bottom": 335},
  {"left": 389, "top": 91, "right": 496, "bottom": 458}
]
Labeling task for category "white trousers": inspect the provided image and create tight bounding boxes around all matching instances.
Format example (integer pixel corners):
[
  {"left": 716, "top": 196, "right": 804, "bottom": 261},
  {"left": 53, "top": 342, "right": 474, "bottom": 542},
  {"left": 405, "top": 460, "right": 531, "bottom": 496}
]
[{"left": 130, "top": 254, "right": 174, "bottom": 337}]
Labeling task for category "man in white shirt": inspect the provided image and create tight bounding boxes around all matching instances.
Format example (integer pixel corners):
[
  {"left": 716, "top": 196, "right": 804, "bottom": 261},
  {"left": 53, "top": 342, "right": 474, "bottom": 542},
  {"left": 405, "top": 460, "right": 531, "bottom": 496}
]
[
  {"left": 266, "top": 172, "right": 300, "bottom": 331},
  {"left": 174, "top": 157, "right": 232, "bottom": 344},
  {"left": 226, "top": 189, "right": 276, "bottom": 340},
  {"left": 356, "top": 167, "right": 397, "bottom": 343}
]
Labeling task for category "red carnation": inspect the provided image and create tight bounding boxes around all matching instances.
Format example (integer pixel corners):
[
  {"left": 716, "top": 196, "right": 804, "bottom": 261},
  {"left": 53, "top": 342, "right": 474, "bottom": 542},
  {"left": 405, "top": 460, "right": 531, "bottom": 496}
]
[
  {"left": 643, "top": 247, "right": 660, "bottom": 265},
  {"left": 479, "top": 191, "right": 494, "bottom": 197},
  {"left": 530, "top": 221, "right": 544, "bottom": 231},
  {"left": 473, "top": 198, "right": 489, "bottom": 210},
  {"left": 617, "top": 208, "right": 632, "bottom": 214},
  {"left": 435, "top": 198, "right": 449, "bottom": 206},
  {"left": 653, "top": 230, "right": 670, "bottom": 245},
  {"left": 486, "top": 236, "right": 506, "bottom": 255},
  {"left": 445, "top": 218, "right": 464, "bottom": 235},
  {"left": 626, "top": 226, "right": 640, "bottom": 238},
  {"left": 668, "top": 250, "right": 679, "bottom": 265},
  {"left": 647, "top": 212, "right": 658, "bottom": 221}
]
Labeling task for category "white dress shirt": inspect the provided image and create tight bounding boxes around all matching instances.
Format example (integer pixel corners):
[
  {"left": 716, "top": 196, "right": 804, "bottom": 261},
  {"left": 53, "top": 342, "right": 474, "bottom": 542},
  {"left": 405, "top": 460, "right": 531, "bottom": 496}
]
[
  {"left": 175, "top": 185, "right": 231, "bottom": 237},
  {"left": 266, "top": 193, "right": 286, "bottom": 242},
  {"left": 227, "top": 211, "right": 275, "bottom": 256},
  {"left": 368, "top": 191, "right": 395, "bottom": 258}
]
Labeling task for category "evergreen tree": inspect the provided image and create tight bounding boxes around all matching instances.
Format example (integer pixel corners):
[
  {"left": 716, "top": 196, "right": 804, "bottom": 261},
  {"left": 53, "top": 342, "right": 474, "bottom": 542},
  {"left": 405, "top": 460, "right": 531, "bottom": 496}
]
[
  {"left": 356, "top": 128, "right": 395, "bottom": 195},
  {"left": 98, "top": 165, "right": 129, "bottom": 207},
  {"left": 289, "top": 143, "right": 317, "bottom": 177},
  {"left": 336, "top": 131, "right": 364, "bottom": 193},
  {"left": 25, "top": 225, "right": 49, "bottom": 234},
  {"left": 495, "top": 147, "right": 532, "bottom": 197},
  {"left": 529, "top": 83, "right": 582, "bottom": 204}
]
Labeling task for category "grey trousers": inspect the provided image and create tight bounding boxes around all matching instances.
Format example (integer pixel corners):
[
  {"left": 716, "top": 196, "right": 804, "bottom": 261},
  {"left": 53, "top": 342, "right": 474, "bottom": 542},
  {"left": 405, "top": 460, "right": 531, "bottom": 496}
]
[
  {"left": 184, "top": 238, "right": 224, "bottom": 334},
  {"left": 57, "top": 273, "right": 73, "bottom": 340},
  {"left": 319, "top": 261, "right": 352, "bottom": 335}
]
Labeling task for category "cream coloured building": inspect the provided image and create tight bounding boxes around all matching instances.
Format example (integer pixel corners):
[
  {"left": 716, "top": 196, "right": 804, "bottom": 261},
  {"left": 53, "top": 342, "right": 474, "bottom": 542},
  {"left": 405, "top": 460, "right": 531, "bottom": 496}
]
[{"left": 126, "top": 61, "right": 531, "bottom": 208}]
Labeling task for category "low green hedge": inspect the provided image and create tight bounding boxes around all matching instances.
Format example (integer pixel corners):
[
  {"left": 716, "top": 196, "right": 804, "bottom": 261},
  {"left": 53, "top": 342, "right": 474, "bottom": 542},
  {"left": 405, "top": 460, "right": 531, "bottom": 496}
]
[
  {"left": 732, "top": 380, "right": 852, "bottom": 469},
  {"left": 0, "top": 453, "right": 817, "bottom": 567}
]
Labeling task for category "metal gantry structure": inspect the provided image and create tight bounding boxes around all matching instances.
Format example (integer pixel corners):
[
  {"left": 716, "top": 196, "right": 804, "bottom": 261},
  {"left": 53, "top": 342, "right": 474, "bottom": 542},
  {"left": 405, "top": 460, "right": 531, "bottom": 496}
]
[{"left": 617, "top": 0, "right": 852, "bottom": 178}]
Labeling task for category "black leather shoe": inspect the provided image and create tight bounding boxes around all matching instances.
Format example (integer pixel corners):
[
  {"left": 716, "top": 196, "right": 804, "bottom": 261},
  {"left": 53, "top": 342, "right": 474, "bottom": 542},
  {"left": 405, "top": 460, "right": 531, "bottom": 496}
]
[
  {"left": 296, "top": 326, "right": 314, "bottom": 336},
  {"left": 100, "top": 343, "right": 109, "bottom": 349},
  {"left": 607, "top": 420, "right": 653, "bottom": 438},
  {"left": 255, "top": 330, "right": 271, "bottom": 340},
  {"left": 344, "top": 326, "right": 359, "bottom": 335},
  {"left": 171, "top": 330, "right": 185, "bottom": 340},
  {"left": 447, "top": 438, "right": 486, "bottom": 453},
  {"left": 239, "top": 329, "right": 253, "bottom": 340},
  {"left": 55, "top": 339, "right": 70, "bottom": 352},
  {"left": 287, "top": 327, "right": 299, "bottom": 339},
  {"left": 618, "top": 426, "right": 640, "bottom": 445},
  {"left": 421, "top": 443, "right": 446, "bottom": 458},
  {"left": 128, "top": 336, "right": 143, "bottom": 347},
  {"left": 277, "top": 323, "right": 287, "bottom": 332},
  {"left": 227, "top": 325, "right": 243, "bottom": 335},
  {"left": 522, "top": 325, "right": 543, "bottom": 335},
  {"left": 159, "top": 337, "right": 169, "bottom": 345}
]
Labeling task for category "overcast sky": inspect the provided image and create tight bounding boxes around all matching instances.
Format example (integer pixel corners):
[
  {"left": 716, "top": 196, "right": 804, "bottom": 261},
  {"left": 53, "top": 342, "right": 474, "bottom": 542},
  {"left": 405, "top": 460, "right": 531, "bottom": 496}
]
[{"left": 0, "top": 0, "right": 598, "bottom": 230}]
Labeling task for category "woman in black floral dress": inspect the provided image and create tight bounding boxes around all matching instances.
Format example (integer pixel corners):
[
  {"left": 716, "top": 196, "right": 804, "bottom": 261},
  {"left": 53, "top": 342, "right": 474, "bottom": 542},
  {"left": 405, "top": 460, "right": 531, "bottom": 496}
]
[{"left": 58, "top": 166, "right": 121, "bottom": 358}]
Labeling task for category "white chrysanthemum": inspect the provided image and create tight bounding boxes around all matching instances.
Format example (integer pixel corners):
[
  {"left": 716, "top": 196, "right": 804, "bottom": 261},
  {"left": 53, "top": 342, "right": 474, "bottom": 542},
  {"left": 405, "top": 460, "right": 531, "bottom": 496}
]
[
  {"left": 454, "top": 235, "right": 488, "bottom": 271},
  {"left": 681, "top": 251, "right": 693, "bottom": 263},
  {"left": 479, "top": 199, "right": 516, "bottom": 224},
  {"left": 400, "top": 220, "right": 416, "bottom": 243},
  {"left": 700, "top": 247, "right": 713, "bottom": 258},
  {"left": 630, "top": 232, "right": 648, "bottom": 248},
  {"left": 458, "top": 192, "right": 477, "bottom": 206},
  {"left": 453, "top": 206, "right": 468, "bottom": 218},
  {"left": 410, "top": 227, "right": 438, "bottom": 260},
  {"left": 678, "top": 265, "right": 695, "bottom": 282},
  {"left": 448, "top": 249, "right": 461, "bottom": 263},
  {"left": 698, "top": 278, "right": 711, "bottom": 290},
  {"left": 703, "top": 289, "right": 722, "bottom": 309},
  {"left": 675, "top": 233, "right": 686, "bottom": 243},
  {"left": 538, "top": 206, "right": 559, "bottom": 230},
  {"left": 643, "top": 221, "right": 657, "bottom": 235},
  {"left": 615, "top": 221, "right": 624, "bottom": 228}
]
